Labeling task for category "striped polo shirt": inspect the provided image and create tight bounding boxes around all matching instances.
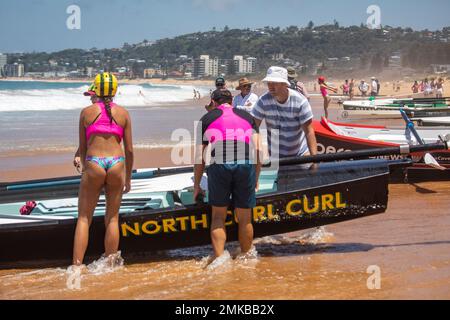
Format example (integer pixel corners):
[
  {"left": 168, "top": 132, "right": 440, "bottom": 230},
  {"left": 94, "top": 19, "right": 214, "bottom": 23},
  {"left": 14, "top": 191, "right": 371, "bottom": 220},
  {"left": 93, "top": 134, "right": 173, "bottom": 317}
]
[{"left": 251, "top": 89, "right": 313, "bottom": 158}]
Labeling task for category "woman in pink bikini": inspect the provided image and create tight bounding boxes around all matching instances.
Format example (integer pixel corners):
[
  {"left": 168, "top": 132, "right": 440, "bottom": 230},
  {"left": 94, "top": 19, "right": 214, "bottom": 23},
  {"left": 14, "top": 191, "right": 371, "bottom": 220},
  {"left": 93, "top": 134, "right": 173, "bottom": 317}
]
[
  {"left": 72, "top": 72, "right": 133, "bottom": 267},
  {"left": 318, "top": 76, "right": 337, "bottom": 118}
]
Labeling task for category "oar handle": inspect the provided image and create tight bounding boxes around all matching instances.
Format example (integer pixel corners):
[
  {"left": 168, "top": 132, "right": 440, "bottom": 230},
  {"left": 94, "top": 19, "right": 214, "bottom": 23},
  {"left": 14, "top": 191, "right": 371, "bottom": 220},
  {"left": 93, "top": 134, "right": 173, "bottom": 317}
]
[{"left": 275, "top": 142, "right": 449, "bottom": 166}]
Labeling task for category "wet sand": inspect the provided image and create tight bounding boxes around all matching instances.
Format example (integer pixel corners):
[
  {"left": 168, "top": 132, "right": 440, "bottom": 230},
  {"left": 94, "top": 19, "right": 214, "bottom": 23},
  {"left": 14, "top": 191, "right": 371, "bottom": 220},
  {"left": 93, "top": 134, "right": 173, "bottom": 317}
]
[
  {"left": 0, "top": 88, "right": 449, "bottom": 300},
  {"left": 1, "top": 180, "right": 449, "bottom": 300}
]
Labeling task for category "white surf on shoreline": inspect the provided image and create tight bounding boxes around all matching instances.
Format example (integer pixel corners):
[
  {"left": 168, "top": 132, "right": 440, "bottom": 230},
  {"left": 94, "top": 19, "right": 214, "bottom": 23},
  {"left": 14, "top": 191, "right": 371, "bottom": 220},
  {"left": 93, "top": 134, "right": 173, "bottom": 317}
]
[{"left": 0, "top": 81, "right": 209, "bottom": 112}]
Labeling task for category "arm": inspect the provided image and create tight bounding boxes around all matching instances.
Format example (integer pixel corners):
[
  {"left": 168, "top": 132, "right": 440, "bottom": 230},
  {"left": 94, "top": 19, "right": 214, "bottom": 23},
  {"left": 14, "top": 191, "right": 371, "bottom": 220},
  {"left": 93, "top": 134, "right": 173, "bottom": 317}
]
[
  {"left": 193, "top": 144, "right": 207, "bottom": 202},
  {"left": 73, "top": 147, "right": 81, "bottom": 170},
  {"left": 78, "top": 109, "right": 87, "bottom": 172},
  {"left": 302, "top": 119, "right": 317, "bottom": 156},
  {"left": 123, "top": 110, "right": 134, "bottom": 193},
  {"left": 325, "top": 84, "right": 338, "bottom": 93},
  {"left": 251, "top": 132, "right": 262, "bottom": 192}
]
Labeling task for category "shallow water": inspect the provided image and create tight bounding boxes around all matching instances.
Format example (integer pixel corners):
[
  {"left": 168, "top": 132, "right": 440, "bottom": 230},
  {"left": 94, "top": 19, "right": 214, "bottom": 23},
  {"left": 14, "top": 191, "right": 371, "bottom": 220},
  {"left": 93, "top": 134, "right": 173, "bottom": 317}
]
[{"left": 1, "top": 181, "right": 449, "bottom": 300}]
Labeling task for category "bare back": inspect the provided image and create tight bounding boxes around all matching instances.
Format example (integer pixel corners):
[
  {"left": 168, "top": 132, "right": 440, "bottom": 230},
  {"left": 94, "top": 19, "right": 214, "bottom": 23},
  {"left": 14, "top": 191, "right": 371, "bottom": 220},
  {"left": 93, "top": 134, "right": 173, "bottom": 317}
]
[{"left": 80, "top": 102, "right": 130, "bottom": 157}]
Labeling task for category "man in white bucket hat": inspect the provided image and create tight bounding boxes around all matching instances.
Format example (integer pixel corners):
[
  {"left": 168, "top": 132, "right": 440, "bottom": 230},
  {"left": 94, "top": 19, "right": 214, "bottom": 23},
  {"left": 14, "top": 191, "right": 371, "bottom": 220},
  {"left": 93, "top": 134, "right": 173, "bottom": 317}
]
[{"left": 251, "top": 66, "right": 317, "bottom": 159}]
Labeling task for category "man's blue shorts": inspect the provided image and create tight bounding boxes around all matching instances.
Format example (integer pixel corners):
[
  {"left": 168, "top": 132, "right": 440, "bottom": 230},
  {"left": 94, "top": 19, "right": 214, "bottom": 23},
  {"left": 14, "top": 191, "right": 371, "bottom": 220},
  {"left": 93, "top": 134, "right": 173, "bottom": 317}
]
[{"left": 207, "top": 163, "right": 256, "bottom": 209}]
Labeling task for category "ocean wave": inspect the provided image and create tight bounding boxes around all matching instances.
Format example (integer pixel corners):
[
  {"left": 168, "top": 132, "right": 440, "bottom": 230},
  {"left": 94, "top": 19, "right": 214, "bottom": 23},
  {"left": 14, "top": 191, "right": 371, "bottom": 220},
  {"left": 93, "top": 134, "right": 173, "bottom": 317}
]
[{"left": 0, "top": 81, "right": 209, "bottom": 112}]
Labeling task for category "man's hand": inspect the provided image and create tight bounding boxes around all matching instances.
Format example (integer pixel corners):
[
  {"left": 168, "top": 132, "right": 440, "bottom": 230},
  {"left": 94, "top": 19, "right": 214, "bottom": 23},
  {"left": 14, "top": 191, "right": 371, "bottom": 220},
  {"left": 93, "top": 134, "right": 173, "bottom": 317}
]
[{"left": 193, "top": 185, "right": 205, "bottom": 203}]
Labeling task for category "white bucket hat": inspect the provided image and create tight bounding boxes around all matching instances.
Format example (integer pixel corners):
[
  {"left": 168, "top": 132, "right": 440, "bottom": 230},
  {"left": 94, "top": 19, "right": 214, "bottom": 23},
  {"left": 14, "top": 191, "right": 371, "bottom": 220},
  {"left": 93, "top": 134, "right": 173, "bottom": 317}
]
[{"left": 262, "top": 66, "right": 291, "bottom": 86}]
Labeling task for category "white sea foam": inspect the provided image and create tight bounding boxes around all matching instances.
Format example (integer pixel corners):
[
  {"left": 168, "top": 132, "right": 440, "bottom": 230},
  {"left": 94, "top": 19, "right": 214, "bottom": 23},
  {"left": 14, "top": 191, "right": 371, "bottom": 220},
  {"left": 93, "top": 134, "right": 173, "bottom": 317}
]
[{"left": 0, "top": 82, "right": 208, "bottom": 112}]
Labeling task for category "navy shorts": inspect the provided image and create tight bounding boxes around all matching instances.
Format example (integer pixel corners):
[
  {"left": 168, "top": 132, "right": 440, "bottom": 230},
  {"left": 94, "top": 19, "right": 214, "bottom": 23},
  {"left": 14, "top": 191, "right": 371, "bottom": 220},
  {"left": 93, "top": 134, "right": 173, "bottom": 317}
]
[{"left": 207, "top": 164, "right": 256, "bottom": 209}]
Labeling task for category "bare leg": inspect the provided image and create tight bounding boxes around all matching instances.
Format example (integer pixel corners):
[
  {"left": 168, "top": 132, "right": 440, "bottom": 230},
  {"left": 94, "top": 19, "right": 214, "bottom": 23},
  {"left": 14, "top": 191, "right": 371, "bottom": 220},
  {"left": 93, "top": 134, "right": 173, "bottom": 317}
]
[
  {"left": 324, "top": 96, "right": 331, "bottom": 118},
  {"left": 72, "top": 162, "right": 106, "bottom": 265},
  {"left": 235, "top": 208, "right": 253, "bottom": 254},
  {"left": 104, "top": 162, "right": 125, "bottom": 256},
  {"left": 210, "top": 206, "right": 228, "bottom": 258}
]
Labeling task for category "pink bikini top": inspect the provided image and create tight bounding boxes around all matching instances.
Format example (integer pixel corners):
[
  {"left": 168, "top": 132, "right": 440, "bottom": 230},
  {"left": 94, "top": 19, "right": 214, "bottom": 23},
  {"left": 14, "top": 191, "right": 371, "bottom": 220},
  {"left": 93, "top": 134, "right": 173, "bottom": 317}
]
[{"left": 86, "top": 102, "right": 124, "bottom": 142}]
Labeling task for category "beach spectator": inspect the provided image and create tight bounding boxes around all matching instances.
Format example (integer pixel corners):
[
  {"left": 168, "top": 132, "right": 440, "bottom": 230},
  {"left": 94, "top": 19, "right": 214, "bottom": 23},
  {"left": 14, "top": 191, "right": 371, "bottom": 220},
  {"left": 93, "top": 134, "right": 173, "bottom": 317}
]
[
  {"left": 370, "top": 77, "right": 378, "bottom": 96},
  {"left": 194, "top": 89, "right": 261, "bottom": 261},
  {"left": 318, "top": 76, "right": 338, "bottom": 118},
  {"left": 436, "top": 78, "right": 444, "bottom": 98},
  {"left": 251, "top": 66, "right": 317, "bottom": 159},
  {"left": 287, "top": 67, "right": 310, "bottom": 100},
  {"left": 72, "top": 72, "right": 133, "bottom": 268},
  {"left": 431, "top": 78, "right": 436, "bottom": 94},
  {"left": 424, "top": 79, "right": 432, "bottom": 96},
  {"left": 359, "top": 80, "right": 369, "bottom": 97},
  {"left": 341, "top": 80, "right": 350, "bottom": 96},
  {"left": 74, "top": 84, "right": 99, "bottom": 172},
  {"left": 411, "top": 81, "right": 419, "bottom": 94},
  {"left": 376, "top": 79, "right": 381, "bottom": 95},
  {"left": 419, "top": 80, "right": 425, "bottom": 93},
  {"left": 215, "top": 76, "right": 226, "bottom": 89},
  {"left": 205, "top": 77, "right": 228, "bottom": 110},
  {"left": 349, "top": 79, "right": 355, "bottom": 100},
  {"left": 396, "top": 81, "right": 401, "bottom": 92},
  {"left": 232, "top": 77, "right": 259, "bottom": 113}
]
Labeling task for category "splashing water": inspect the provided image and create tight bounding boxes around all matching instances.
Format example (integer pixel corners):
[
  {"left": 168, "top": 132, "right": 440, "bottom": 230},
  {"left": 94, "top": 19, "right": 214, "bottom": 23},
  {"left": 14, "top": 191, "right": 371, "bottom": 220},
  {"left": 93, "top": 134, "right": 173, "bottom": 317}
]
[
  {"left": 86, "top": 251, "right": 124, "bottom": 275},
  {"left": 203, "top": 250, "right": 233, "bottom": 271},
  {"left": 255, "top": 227, "right": 334, "bottom": 246}
]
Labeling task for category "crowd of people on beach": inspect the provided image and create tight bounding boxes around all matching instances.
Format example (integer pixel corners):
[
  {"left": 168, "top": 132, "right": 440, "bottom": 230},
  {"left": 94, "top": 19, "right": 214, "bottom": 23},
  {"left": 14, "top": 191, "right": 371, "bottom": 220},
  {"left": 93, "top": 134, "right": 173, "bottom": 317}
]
[
  {"left": 411, "top": 78, "right": 445, "bottom": 98},
  {"left": 70, "top": 66, "right": 319, "bottom": 271}
]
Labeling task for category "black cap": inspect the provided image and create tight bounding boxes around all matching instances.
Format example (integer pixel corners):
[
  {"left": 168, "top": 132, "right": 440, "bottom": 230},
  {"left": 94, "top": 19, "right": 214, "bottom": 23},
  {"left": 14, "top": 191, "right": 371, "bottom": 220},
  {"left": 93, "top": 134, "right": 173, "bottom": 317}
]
[
  {"left": 211, "top": 89, "right": 232, "bottom": 102},
  {"left": 215, "top": 77, "right": 225, "bottom": 86}
]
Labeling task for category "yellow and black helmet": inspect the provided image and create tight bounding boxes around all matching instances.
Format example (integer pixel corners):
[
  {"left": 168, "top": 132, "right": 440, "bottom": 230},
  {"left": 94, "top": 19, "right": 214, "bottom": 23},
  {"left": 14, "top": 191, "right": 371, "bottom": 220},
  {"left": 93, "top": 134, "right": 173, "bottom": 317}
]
[{"left": 94, "top": 72, "right": 118, "bottom": 97}]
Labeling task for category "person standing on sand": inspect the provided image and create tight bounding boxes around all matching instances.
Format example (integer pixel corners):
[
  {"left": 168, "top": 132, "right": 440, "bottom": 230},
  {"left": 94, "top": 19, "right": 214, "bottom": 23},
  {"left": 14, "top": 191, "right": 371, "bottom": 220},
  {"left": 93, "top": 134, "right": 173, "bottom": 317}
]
[
  {"left": 215, "top": 76, "right": 226, "bottom": 89},
  {"left": 194, "top": 89, "right": 262, "bottom": 262},
  {"left": 287, "top": 67, "right": 310, "bottom": 100},
  {"left": 412, "top": 81, "right": 419, "bottom": 94},
  {"left": 251, "top": 66, "right": 317, "bottom": 159},
  {"left": 232, "top": 77, "right": 259, "bottom": 113},
  {"left": 436, "top": 78, "right": 444, "bottom": 98},
  {"left": 370, "top": 77, "right": 378, "bottom": 96},
  {"left": 349, "top": 79, "right": 355, "bottom": 100},
  {"left": 359, "top": 80, "right": 369, "bottom": 97},
  {"left": 205, "top": 77, "right": 227, "bottom": 110},
  {"left": 71, "top": 72, "right": 134, "bottom": 269},
  {"left": 341, "top": 80, "right": 350, "bottom": 96},
  {"left": 74, "top": 84, "right": 99, "bottom": 173},
  {"left": 424, "top": 79, "right": 432, "bottom": 96},
  {"left": 318, "top": 76, "right": 337, "bottom": 119},
  {"left": 419, "top": 80, "right": 425, "bottom": 93}
]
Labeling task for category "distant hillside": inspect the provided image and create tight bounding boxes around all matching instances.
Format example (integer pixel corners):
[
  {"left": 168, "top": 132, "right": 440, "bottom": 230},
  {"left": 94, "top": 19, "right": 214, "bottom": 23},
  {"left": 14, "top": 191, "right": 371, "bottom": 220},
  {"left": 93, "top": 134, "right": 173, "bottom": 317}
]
[{"left": 7, "top": 24, "right": 450, "bottom": 77}]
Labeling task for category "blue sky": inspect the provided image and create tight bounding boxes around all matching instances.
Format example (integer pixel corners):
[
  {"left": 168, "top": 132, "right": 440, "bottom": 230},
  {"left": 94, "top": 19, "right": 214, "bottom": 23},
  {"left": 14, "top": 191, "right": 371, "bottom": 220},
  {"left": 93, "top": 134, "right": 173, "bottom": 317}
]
[{"left": 1, "top": 0, "right": 449, "bottom": 53}]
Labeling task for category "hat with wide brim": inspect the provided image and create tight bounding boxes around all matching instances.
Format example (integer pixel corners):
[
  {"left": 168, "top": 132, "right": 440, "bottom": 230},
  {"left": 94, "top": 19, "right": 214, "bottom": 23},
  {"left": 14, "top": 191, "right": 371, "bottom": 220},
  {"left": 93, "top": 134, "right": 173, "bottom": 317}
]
[
  {"left": 287, "top": 67, "right": 298, "bottom": 78},
  {"left": 262, "top": 66, "right": 291, "bottom": 86},
  {"left": 236, "top": 77, "right": 254, "bottom": 90}
]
